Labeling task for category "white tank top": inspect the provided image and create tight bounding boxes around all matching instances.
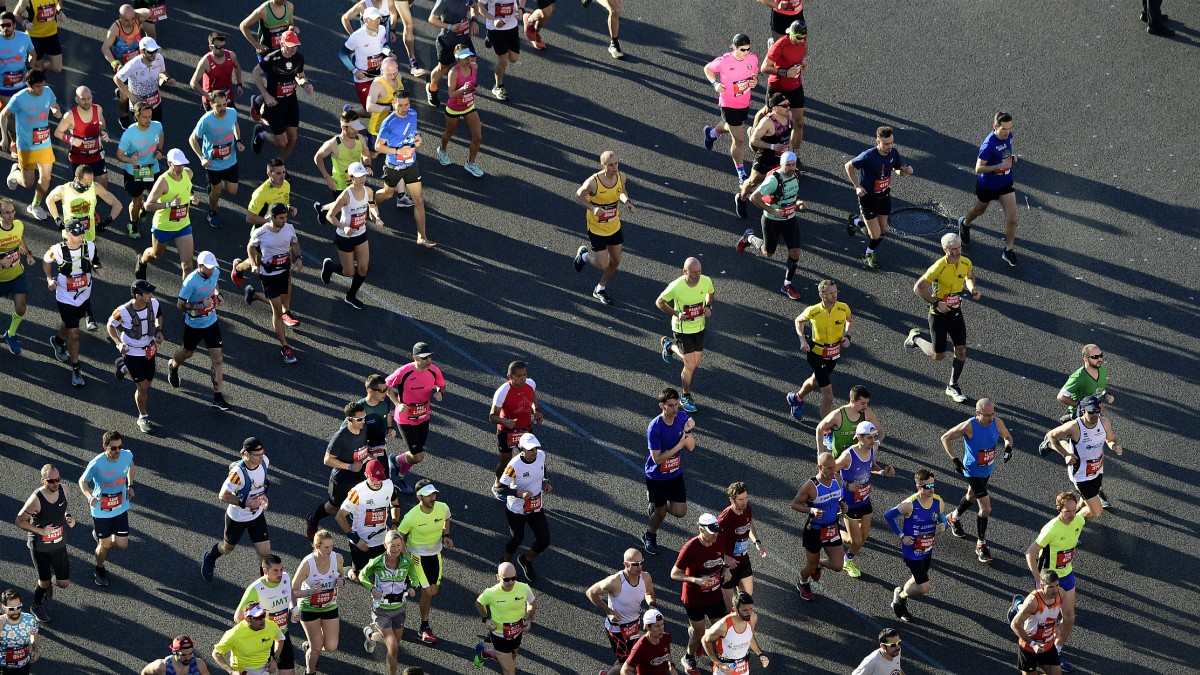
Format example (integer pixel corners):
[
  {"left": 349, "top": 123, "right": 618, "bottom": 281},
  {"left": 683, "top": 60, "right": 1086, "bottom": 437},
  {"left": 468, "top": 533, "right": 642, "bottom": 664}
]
[
  {"left": 502, "top": 449, "right": 546, "bottom": 515},
  {"left": 299, "top": 552, "right": 342, "bottom": 611},
  {"left": 1070, "top": 417, "right": 1107, "bottom": 483},
  {"left": 1020, "top": 591, "right": 1061, "bottom": 651},
  {"left": 717, "top": 615, "right": 753, "bottom": 662},
  {"left": 337, "top": 185, "right": 370, "bottom": 238},
  {"left": 604, "top": 571, "right": 645, "bottom": 631}
]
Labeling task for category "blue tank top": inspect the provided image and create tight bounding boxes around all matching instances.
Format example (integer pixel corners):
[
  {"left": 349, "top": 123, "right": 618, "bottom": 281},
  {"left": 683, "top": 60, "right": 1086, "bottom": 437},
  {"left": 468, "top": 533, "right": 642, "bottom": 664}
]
[
  {"left": 807, "top": 476, "right": 842, "bottom": 527},
  {"left": 962, "top": 417, "right": 1000, "bottom": 478},
  {"left": 164, "top": 655, "right": 202, "bottom": 675},
  {"left": 901, "top": 494, "right": 943, "bottom": 560},
  {"left": 840, "top": 444, "right": 874, "bottom": 508}
]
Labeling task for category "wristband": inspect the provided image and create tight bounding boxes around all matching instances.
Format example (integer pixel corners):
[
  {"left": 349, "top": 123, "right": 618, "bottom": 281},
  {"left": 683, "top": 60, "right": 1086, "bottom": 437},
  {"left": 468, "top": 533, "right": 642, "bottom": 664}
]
[
  {"left": 110, "top": 60, "right": 120, "bottom": 70},
  {"left": 711, "top": 80, "right": 720, "bottom": 89},
  {"left": 349, "top": 531, "right": 361, "bottom": 544},
  {"left": 62, "top": 131, "right": 72, "bottom": 143}
]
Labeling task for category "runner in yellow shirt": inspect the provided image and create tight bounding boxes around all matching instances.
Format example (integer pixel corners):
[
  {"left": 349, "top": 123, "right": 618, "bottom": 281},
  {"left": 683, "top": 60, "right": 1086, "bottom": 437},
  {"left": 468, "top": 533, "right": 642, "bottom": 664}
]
[
  {"left": 655, "top": 256, "right": 715, "bottom": 413},
  {"left": 211, "top": 604, "right": 284, "bottom": 675},
  {"left": 475, "top": 561, "right": 536, "bottom": 675},
  {"left": 788, "top": 279, "right": 853, "bottom": 422},
  {"left": 572, "top": 150, "right": 634, "bottom": 305},
  {"left": 907, "top": 231, "right": 979, "bottom": 404},
  {"left": 0, "top": 197, "right": 38, "bottom": 354}
]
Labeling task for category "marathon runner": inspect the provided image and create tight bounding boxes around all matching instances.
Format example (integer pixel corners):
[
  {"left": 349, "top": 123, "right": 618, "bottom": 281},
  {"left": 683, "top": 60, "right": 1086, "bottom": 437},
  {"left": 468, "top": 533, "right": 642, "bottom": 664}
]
[
  {"left": 313, "top": 108, "right": 372, "bottom": 200},
  {"left": 358, "top": 530, "right": 417, "bottom": 673},
  {"left": 844, "top": 125, "right": 914, "bottom": 269},
  {"left": 78, "top": 431, "right": 135, "bottom": 588},
  {"left": 347, "top": 0, "right": 427, "bottom": 78},
  {"left": 585, "top": 548, "right": 657, "bottom": 675},
  {"left": 250, "top": 29, "right": 312, "bottom": 162},
  {"left": 396, "top": 480, "right": 453, "bottom": 646},
  {"left": 498, "top": 433, "right": 553, "bottom": 583},
  {"left": 374, "top": 91, "right": 435, "bottom": 245},
  {"left": 113, "top": 36, "right": 174, "bottom": 127},
  {"left": 101, "top": 6, "right": 150, "bottom": 101},
  {"left": 308, "top": 401, "right": 371, "bottom": 538},
  {"left": 292, "top": 531, "right": 345, "bottom": 675},
  {"left": 360, "top": 372, "right": 400, "bottom": 482},
  {"left": 959, "top": 112, "right": 1021, "bottom": 266},
  {"left": 814, "top": 385, "right": 884, "bottom": 457},
  {"left": 140, "top": 635, "right": 212, "bottom": 675},
  {"left": 363, "top": 59, "right": 405, "bottom": 164},
  {"left": 0, "top": 12, "right": 34, "bottom": 115},
  {"left": 621, "top": 609, "right": 675, "bottom": 675},
  {"left": 941, "top": 397, "right": 1014, "bottom": 564},
  {"left": 670, "top": 514, "right": 731, "bottom": 675},
  {"left": 239, "top": 0, "right": 295, "bottom": 60},
  {"left": 200, "top": 437, "right": 274, "bottom": 581},
  {"left": 733, "top": 93, "right": 790, "bottom": 219},
  {"left": 759, "top": 20, "right": 808, "bottom": 169},
  {"left": 318, "top": 161, "right": 379, "bottom": 309},
  {"left": 656, "top": 257, "right": 714, "bottom": 413},
  {"left": 702, "top": 591, "right": 768, "bottom": 674},
  {"left": 476, "top": 0, "right": 520, "bottom": 100},
  {"left": 137, "top": 148, "right": 198, "bottom": 281},
  {"left": 15, "top": 464, "right": 74, "bottom": 623},
  {"left": 0, "top": 197, "right": 36, "bottom": 354},
  {"left": 475, "top": 561, "right": 537, "bottom": 675},
  {"left": 906, "top": 232, "right": 979, "bottom": 404},
  {"left": 702, "top": 34, "right": 758, "bottom": 185},
  {"left": 340, "top": 7, "right": 390, "bottom": 115},
  {"left": 114, "top": 101, "right": 164, "bottom": 239},
  {"left": 1044, "top": 345, "right": 1116, "bottom": 505},
  {"left": 0, "top": 589, "right": 39, "bottom": 673},
  {"left": 488, "top": 360, "right": 541, "bottom": 499},
  {"left": 232, "top": 202, "right": 302, "bottom": 364},
  {"left": 189, "top": 88, "right": 243, "bottom": 229},
  {"left": 11, "top": 0, "right": 62, "bottom": 74},
  {"left": 53, "top": 87, "right": 110, "bottom": 191},
  {"left": 211, "top": 604, "right": 283, "bottom": 675},
  {"left": 336, "top": 459, "right": 400, "bottom": 579},
  {"left": 785, "top": 279, "right": 853, "bottom": 420},
  {"left": 573, "top": 150, "right": 635, "bottom": 305},
  {"left": 1025, "top": 491, "right": 1084, "bottom": 674},
  {"left": 233, "top": 555, "right": 296, "bottom": 675},
  {"left": 244, "top": 159, "right": 295, "bottom": 228},
  {"left": 833, "top": 422, "right": 893, "bottom": 579},
  {"left": 579, "top": 0, "right": 623, "bottom": 57},
  {"left": 739, "top": 151, "right": 805, "bottom": 299},
  {"left": 425, "top": 0, "right": 475, "bottom": 108},
  {"left": 188, "top": 32, "right": 244, "bottom": 112},
  {"left": 45, "top": 164, "right": 122, "bottom": 247},
  {"left": 1, "top": 69, "right": 60, "bottom": 221},
  {"left": 884, "top": 468, "right": 948, "bottom": 622},
  {"left": 850, "top": 628, "right": 903, "bottom": 675},
  {"left": 42, "top": 220, "right": 103, "bottom": 388},
  {"left": 436, "top": 44, "right": 484, "bottom": 177},
  {"left": 1044, "top": 395, "right": 1123, "bottom": 520},
  {"left": 717, "top": 482, "right": 767, "bottom": 605},
  {"left": 108, "top": 279, "right": 164, "bottom": 433},
  {"left": 790, "top": 452, "right": 845, "bottom": 600},
  {"left": 1010, "top": 570, "right": 1064, "bottom": 675},
  {"left": 385, "top": 342, "right": 447, "bottom": 487},
  {"left": 641, "top": 387, "right": 695, "bottom": 556},
  {"left": 169, "top": 250, "right": 229, "bottom": 410}
]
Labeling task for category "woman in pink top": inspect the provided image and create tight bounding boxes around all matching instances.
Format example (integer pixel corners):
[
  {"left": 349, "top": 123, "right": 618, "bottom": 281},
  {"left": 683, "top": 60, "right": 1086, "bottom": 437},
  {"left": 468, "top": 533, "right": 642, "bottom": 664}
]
[
  {"left": 437, "top": 44, "right": 484, "bottom": 178},
  {"left": 385, "top": 341, "right": 447, "bottom": 487},
  {"left": 701, "top": 34, "right": 760, "bottom": 185}
]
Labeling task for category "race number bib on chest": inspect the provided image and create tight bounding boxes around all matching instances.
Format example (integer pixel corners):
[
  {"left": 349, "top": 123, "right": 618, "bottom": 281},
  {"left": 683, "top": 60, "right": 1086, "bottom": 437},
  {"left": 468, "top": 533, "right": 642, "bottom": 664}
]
[
  {"left": 32, "top": 126, "right": 51, "bottom": 144},
  {"left": 659, "top": 455, "right": 680, "bottom": 473},
  {"left": 65, "top": 274, "right": 90, "bottom": 291},
  {"left": 1056, "top": 548, "right": 1074, "bottom": 568},
  {"left": 914, "top": 535, "right": 934, "bottom": 552},
  {"left": 501, "top": 621, "right": 524, "bottom": 638},
  {"left": 523, "top": 494, "right": 542, "bottom": 513},
  {"left": 681, "top": 303, "right": 704, "bottom": 320},
  {"left": 942, "top": 293, "right": 961, "bottom": 309},
  {"left": 732, "top": 538, "right": 749, "bottom": 556},
  {"left": 4, "top": 646, "right": 29, "bottom": 665},
  {"left": 212, "top": 142, "right": 232, "bottom": 159},
  {"left": 852, "top": 483, "right": 872, "bottom": 502},
  {"left": 169, "top": 204, "right": 188, "bottom": 221},
  {"left": 276, "top": 81, "right": 296, "bottom": 97},
  {"left": 149, "top": 3, "right": 167, "bottom": 19},
  {"left": 309, "top": 590, "right": 334, "bottom": 607},
  {"left": 144, "top": 341, "right": 158, "bottom": 359},
  {"left": 134, "top": 165, "right": 155, "bottom": 181},
  {"left": 733, "top": 77, "right": 753, "bottom": 96},
  {"left": 142, "top": 91, "right": 162, "bottom": 108},
  {"left": 619, "top": 621, "right": 640, "bottom": 640},
  {"left": 364, "top": 507, "right": 387, "bottom": 526},
  {"left": 268, "top": 609, "right": 288, "bottom": 628},
  {"left": 821, "top": 343, "right": 841, "bottom": 359},
  {"left": 366, "top": 54, "right": 384, "bottom": 71},
  {"left": 78, "top": 135, "right": 101, "bottom": 153},
  {"left": 100, "top": 492, "right": 124, "bottom": 510},
  {"left": 36, "top": 4, "right": 55, "bottom": 20},
  {"left": 0, "top": 250, "right": 19, "bottom": 268},
  {"left": 728, "top": 660, "right": 750, "bottom": 675},
  {"left": 350, "top": 212, "right": 368, "bottom": 229},
  {"left": 873, "top": 176, "right": 891, "bottom": 192},
  {"left": 597, "top": 205, "right": 617, "bottom": 222},
  {"left": 406, "top": 402, "right": 429, "bottom": 419},
  {"left": 977, "top": 448, "right": 996, "bottom": 466},
  {"left": 42, "top": 524, "right": 63, "bottom": 543},
  {"left": 1085, "top": 456, "right": 1103, "bottom": 476},
  {"left": 496, "top": 2, "right": 515, "bottom": 15},
  {"left": 819, "top": 524, "right": 839, "bottom": 542},
  {"left": 3, "top": 71, "right": 22, "bottom": 87}
]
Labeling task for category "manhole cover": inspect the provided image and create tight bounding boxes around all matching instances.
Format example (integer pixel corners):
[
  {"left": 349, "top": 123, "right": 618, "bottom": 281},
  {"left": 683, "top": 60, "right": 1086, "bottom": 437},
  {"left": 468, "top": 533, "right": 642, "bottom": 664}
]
[{"left": 887, "top": 204, "right": 956, "bottom": 237}]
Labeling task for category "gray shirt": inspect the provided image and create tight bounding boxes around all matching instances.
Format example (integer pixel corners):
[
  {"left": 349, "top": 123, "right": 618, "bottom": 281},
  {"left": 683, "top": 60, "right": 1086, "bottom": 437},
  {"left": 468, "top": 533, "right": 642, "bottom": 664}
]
[{"left": 429, "top": 0, "right": 472, "bottom": 43}]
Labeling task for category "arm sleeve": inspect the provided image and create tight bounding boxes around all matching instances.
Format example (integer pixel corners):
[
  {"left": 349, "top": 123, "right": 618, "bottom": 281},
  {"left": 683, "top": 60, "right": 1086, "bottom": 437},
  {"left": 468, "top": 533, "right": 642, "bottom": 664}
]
[
  {"left": 884, "top": 506, "right": 904, "bottom": 535},
  {"left": 338, "top": 44, "right": 357, "bottom": 72}
]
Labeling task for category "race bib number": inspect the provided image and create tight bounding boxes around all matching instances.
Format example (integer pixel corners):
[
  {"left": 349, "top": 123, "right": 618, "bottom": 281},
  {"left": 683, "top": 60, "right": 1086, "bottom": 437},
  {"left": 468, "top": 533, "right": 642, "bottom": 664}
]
[
  {"left": 149, "top": 3, "right": 167, "bottom": 20},
  {"left": 36, "top": 4, "right": 55, "bottom": 21},
  {"left": 780, "top": 0, "right": 801, "bottom": 10},
  {"left": 142, "top": 90, "right": 162, "bottom": 108},
  {"left": 405, "top": 402, "right": 429, "bottom": 419},
  {"left": 452, "top": 23, "right": 469, "bottom": 35},
  {"left": 364, "top": 507, "right": 387, "bottom": 526},
  {"left": 353, "top": 445, "right": 372, "bottom": 463},
  {"left": 506, "top": 430, "right": 526, "bottom": 449},
  {"left": 725, "top": 660, "right": 750, "bottom": 675},
  {"left": 269, "top": 32, "right": 283, "bottom": 49},
  {"left": 2, "top": 70, "right": 22, "bottom": 87},
  {"left": 350, "top": 212, "right": 368, "bottom": 229},
  {"left": 995, "top": 156, "right": 1012, "bottom": 176},
  {"left": 1085, "top": 456, "right": 1103, "bottom": 476},
  {"left": 265, "top": 253, "right": 291, "bottom": 269},
  {"left": 659, "top": 454, "right": 680, "bottom": 473},
  {"left": 700, "top": 573, "right": 721, "bottom": 590},
  {"left": 942, "top": 293, "right": 961, "bottom": 309},
  {"left": 821, "top": 343, "right": 841, "bottom": 359},
  {"left": 496, "top": 2, "right": 515, "bottom": 16},
  {"left": 78, "top": 135, "right": 101, "bottom": 153},
  {"left": 1056, "top": 548, "right": 1074, "bottom": 568},
  {"left": 268, "top": 609, "right": 288, "bottom": 628},
  {"left": 366, "top": 54, "right": 384, "bottom": 71},
  {"left": 682, "top": 303, "right": 704, "bottom": 320},
  {"left": 212, "top": 142, "right": 232, "bottom": 159},
  {"left": 121, "top": 50, "right": 139, "bottom": 64},
  {"left": 733, "top": 77, "right": 753, "bottom": 96},
  {"left": 777, "top": 202, "right": 797, "bottom": 218},
  {"left": 276, "top": 81, "right": 296, "bottom": 97},
  {"left": 819, "top": 524, "right": 839, "bottom": 543},
  {"left": 501, "top": 621, "right": 524, "bottom": 639},
  {"left": 873, "top": 176, "right": 891, "bottom": 193},
  {"left": 100, "top": 492, "right": 124, "bottom": 510},
  {"left": 523, "top": 494, "right": 542, "bottom": 513},
  {"left": 192, "top": 298, "right": 214, "bottom": 316},
  {"left": 0, "top": 249, "right": 19, "bottom": 268},
  {"left": 309, "top": 590, "right": 334, "bottom": 607},
  {"left": 460, "top": 90, "right": 475, "bottom": 107},
  {"left": 732, "top": 538, "right": 749, "bottom": 556},
  {"left": 42, "top": 524, "right": 63, "bottom": 543},
  {"left": 914, "top": 535, "right": 935, "bottom": 552},
  {"left": 32, "top": 126, "right": 51, "bottom": 144},
  {"left": 597, "top": 205, "right": 618, "bottom": 222},
  {"left": 4, "top": 646, "right": 29, "bottom": 665},
  {"left": 65, "top": 274, "right": 90, "bottom": 291},
  {"left": 852, "top": 483, "right": 872, "bottom": 502},
  {"left": 134, "top": 165, "right": 155, "bottom": 181},
  {"left": 977, "top": 448, "right": 996, "bottom": 466},
  {"left": 145, "top": 341, "right": 158, "bottom": 359},
  {"left": 619, "top": 621, "right": 640, "bottom": 641},
  {"left": 169, "top": 204, "right": 188, "bottom": 221}
]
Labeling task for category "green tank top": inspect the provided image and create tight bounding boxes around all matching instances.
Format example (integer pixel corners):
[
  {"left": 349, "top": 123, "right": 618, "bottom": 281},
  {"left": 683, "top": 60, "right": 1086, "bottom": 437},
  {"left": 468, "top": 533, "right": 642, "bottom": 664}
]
[
  {"left": 258, "top": 1, "right": 293, "bottom": 49},
  {"left": 330, "top": 135, "right": 364, "bottom": 191},
  {"left": 60, "top": 182, "right": 98, "bottom": 242},
  {"left": 831, "top": 407, "right": 860, "bottom": 458},
  {"left": 152, "top": 171, "right": 193, "bottom": 232}
]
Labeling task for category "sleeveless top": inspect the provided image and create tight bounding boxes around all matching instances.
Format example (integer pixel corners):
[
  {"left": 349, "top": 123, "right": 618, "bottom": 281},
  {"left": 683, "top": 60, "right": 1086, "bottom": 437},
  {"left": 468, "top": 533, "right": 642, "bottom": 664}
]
[
  {"left": 806, "top": 475, "right": 842, "bottom": 527},
  {"left": 258, "top": 1, "right": 293, "bottom": 51},
  {"left": 68, "top": 106, "right": 105, "bottom": 165},
  {"left": 901, "top": 494, "right": 944, "bottom": 560},
  {"left": 337, "top": 185, "right": 370, "bottom": 238},
  {"left": 163, "top": 654, "right": 203, "bottom": 675},
  {"left": 963, "top": 417, "right": 1000, "bottom": 478},
  {"left": 715, "top": 615, "right": 753, "bottom": 662},
  {"left": 585, "top": 172, "right": 624, "bottom": 236},
  {"left": 604, "top": 572, "right": 645, "bottom": 633},
  {"left": 1070, "top": 417, "right": 1107, "bottom": 483},
  {"left": 112, "top": 21, "right": 143, "bottom": 64},
  {"left": 27, "top": 489, "right": 68, "bottom": 552},
  {"left": 755, "top": 113, "right": 792, "bottom": 165},
  {"left": 368, "top": 75, "right": 401, "bottom": 135},
  {"left": 446, "top": 63, "right": 477, "bottom": 115},
  {"left": 330, "top": 135, "right": 365, "bottom": 191},
  {"left": 60, "top": 182, "right": 99, "bottom": 242},
  {"left": 828, "top": 406, "right": 861, "bottom": 458},
  {"left": 151, "top": 171, "right": 193, "bottom": 232},
  {"left": 202, "top": 52, "right": 236, "bottom": 96},
  {"left": 841, "top": 443, "right": 874, "bottom": 508},
  {"left": 298, "top": 552, "right": 342, "bottom": 612},
  {"left": 1019, "top": 591, "right": 1061, "bottom": 652}
]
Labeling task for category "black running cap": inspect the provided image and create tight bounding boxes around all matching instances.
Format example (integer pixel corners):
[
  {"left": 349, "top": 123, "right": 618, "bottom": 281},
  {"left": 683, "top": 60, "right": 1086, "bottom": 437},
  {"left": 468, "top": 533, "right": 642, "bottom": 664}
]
[
  {"left": 242, "top": 436, "right": 264, "bottom": 452},
  {"left": 788, "top": 20, "right": 808, "bottom": 36}
]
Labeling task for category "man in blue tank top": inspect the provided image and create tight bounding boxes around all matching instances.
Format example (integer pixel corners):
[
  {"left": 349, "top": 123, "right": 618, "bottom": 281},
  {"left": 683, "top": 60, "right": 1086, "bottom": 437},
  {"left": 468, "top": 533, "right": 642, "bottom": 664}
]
[
  {"left": 884, "top": 468, "right": 947, "bottom": 622},
  {"left": 939, "top": 398, "right": 1014, "bottom": 564},
  {"left": 789, "top": 452, "right": 844, "bottom": 601}
]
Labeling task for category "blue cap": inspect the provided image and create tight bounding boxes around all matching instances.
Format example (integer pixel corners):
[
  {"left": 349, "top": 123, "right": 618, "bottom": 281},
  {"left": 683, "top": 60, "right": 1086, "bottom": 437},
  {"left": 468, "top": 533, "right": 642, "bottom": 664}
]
[{"left": 780, "top": 151, "right": 798, "bottom": 164}]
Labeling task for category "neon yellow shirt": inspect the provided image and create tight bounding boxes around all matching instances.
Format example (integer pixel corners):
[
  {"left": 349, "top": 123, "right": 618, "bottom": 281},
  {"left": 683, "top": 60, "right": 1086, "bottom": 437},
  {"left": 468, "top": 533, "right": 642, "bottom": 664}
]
[{"left": 213, "top": 620, "right": 283, "bottom": 670}]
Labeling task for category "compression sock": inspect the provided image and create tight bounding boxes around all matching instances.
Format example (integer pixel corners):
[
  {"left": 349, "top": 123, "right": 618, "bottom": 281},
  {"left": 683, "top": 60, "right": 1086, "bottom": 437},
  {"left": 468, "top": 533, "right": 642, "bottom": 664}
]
[
  {"left": 33, "top": 586, "right": 47, "bottom": 605},
  {"left": 912, "top": 334, "right": 934, "bottom": 357},
  {"left": 957, "top": 498, "right": 971, "bottom": 515},
  {"left": 869, "top": 237, "right": 883, "bottom": 251},
  {"left": 7, "top": 311, "right": 23, "bottom": 336},
  {"left": 311, "top": 504, "right": 329, "bottom": 523},
  {"left": 951, "top": 358, "right": 966, "bottom": 386},
  {"left": 977, "top": 515, "right": 989, "bottom": 541},
  {"left": 785, "top": 256, "right": 799, "bottom": 281},
  {"left": 330, "top": 260, "right": 345, "bottom": 276},
  {"left": 349, "top": 273, "right": 366, "bottom": 296},
  {"left": 209, "top": 543, "right": 224, "bottom": 560}
]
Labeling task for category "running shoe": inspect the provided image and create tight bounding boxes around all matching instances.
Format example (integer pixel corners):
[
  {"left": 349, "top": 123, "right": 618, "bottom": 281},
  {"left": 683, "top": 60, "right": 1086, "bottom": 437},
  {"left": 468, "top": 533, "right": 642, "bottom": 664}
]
[
  {"left": 811, "top": 567, "right": 822, "bottom": 583},
  {"left": 573, "top": 245, "right": 588, "bottom": 272},
  {"left": 136, "top": 417, "right": 152, "bottom": 433},
  {"left": 490, "top": 483, "right": 503, "bottom": 501},
  {"left": 207, "top": 211, "right": 223, "bottom": 229},
  {"left": 230, "top": 258, "right": 245, "bottom": 286},
  {"left": 1007, "top": 593, "right": 1024, "bottom": 623},
  {"left": 843, "top": 559, "right": 861, "bottom": 578},
  {"left": 70, "top": 369, "right": 85, "bottom": 388},
  {"left": 904, "top": 327, "right": 921, "bottom": 349},
  {"left": 3, "top": 334, "right": 20, "bottom": 355},
  {"left": 26, "top": 203, "right": 49, "bottom": 221},
  {"left": 949, "top": 511, "right": 966, "bottom": 538},
  {"left": 281, "top": 346, "right": 298, "bottom": 364},
  {"left": 280, "top": 312, "right": 300, "bottom": 327},
  {"left": 363, "top": 624, "right": 380, "bottom": 654},
  {"left": 734, "top": 193, "right": 747, "bottom": 219},
  {"left": 735, "top": 228, "right": 753, "bottom": 254},
  {"left": 592, "top": 288, "right": 612, "bottom": 305},
  {"left": 134, "top": 259, "right": 148, "bottom": 280},
  {"left": 946, "top": 384, "right": 969, "bottom": 404},
  {"left": 680, "top": 654, "right": 701, "bottom": 675},
  {"left": 780, "top": 284, "right": 802, "bottom": 300},
  {"left": 419, "top": 625, "right": 438, "bottom": 644},
  {"left": 425, "top": 83, "right": 439, "bottom": 108},
  {"left": 862, "top": 252, "right": 879, "bottom": 269},
  {"left": 312, "top": 199, "right": 323, "bottom": 222},
  {"left": 200, "top": 550, "right": 216, "bottom": 582},
  {"left": 703, "top": 125, "right": 716, "bottom": 151},
  {"left": 251, "top": 124, "right": 265, "bottom": 154},
  {"left": 1038, "top": 439, "right": 1053, "bottom": 456},
  {"left": 250, "top": 95, "right": 263, "bottom": 122},
  {"left": 244, "top": 284, "right": 256, "bottom": 305},
  {"left": 30, "top": 604, "right": 50, "bottom": 622},
  {"left": 409, "top": 59, "right": 427, "bottom": 78},
  {"left": 797, "top": 581, "right": 815, "bottom": 601},
  {"left": 786, "top": 392, "right": 805, "bottom": 422},
  {"left": 642, "top": 531, "right": 659, "bottom": 555},
  {"left": 795, "top": 159, "right": 808, "bottom": 173},
  {"left": 976, "top": 543, "right": 993, "bottom": 564},
  {"left": 436, "top": 147, "right": 451, "bottom": 165},
  {"left": 211, "top": 393, "right": 231, "bottom": 411},
  {"left": 491, "top": 85, "right": 509, "bottom": 101},
  {"left": 1059, "top": 656, "right": 1075, "bottom": 673},
  {"left": 1098, "top": 490, "right": 1111, "bottom": 509},
  {"left": 516, "top": 555, "right": 537, "bottom": 582},
  {"left": 6, "top": 163, "right": 20, "bottom": 190},
  {"left": 464, "top": 161, "right": 485, "bottom": 178},
  {"left": 93, "top": 567, "right": 109, "bottom": 587},
  {"left": 128, "top": 220, "right": 141, "bottom": 239},
  {"left": 608, "top": 42, "right": 624, "bottom": 59},
  {"left": 320, "top": 258, "right": 334, "bottom": 284},
  {"left": 1058, "top": 412, "right": 1076, "bottom": 423},
  {"left": 85, "top": 317, "right": 99, "bottom": 332},
  {"left": 168, "top": 361, "right": 180, "bottom": 388},
  {"left": 114, "top": 357, "right": 126, "bottom": 381},
  {"left": 679, "top": 393, "right": 697, "bottom": 413},
  {"left": 396, "top": 475, "right": 414, "bottom": 495},
  {"left": 49, "top": 335, "right": 68, "bottom": 362},
  {"left": 1002, "top": 248, "right": 1020, "bottom": 267},
  {"left": 847, "top": 213, "right": 862, "bottom": 237},
  {"left": 344, "top": 295, "right": 366, "bottom": 310},
  {"left": 475, "top": 642, "right": 498, "bottom": 665},
  {"left": 660, "top": 336, "right": 674, "bottom": 364},
  {"left": 957, "top": 216, "right": 971, "bottom": 245},
  {"left": 396, "top": 194, "right": 414, "bottom": 208}
]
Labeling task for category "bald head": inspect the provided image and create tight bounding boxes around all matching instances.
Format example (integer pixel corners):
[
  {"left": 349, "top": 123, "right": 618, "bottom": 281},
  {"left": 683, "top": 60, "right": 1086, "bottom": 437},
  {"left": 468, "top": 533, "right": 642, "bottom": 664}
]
[
  {"left": 622, "top": 548, "right": 640, "bottom": 563},
  {"left": 119, "top": 4, "right": 135, "bottom": 19},
  {"left": 497, "top": 562, "right": 517, "bottom": 579},
  {"left": 75, "top": 86, "right": 92, "bottom": 98},
  {"left": 684, "top": 257, "right": 701, "bottom": 272},
  {"left": 975, "top": 398, "right": 994, "bottom": 414},
  {"left": 381, "top": 57, "right": 399, "bottom": 76},
  {"left": 599, "top": 150, "right": 616, "bottom": 164}
]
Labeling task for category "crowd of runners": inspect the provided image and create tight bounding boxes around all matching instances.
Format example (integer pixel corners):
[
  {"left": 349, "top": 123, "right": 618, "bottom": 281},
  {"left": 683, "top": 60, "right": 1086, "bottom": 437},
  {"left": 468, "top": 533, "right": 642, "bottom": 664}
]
[{"left": 0, "top": 0, "right": 1133, "bottom": 674}]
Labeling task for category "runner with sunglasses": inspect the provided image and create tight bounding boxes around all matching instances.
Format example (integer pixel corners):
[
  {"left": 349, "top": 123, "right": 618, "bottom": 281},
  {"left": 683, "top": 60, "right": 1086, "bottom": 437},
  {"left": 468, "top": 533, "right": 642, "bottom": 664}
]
[
  {"left": 884, "top": 468, "right": 948, "bottom": 622},
  {"left": 15, "top": 464, "right": 74, "bottom": 622},
  {"left": 585, "top": 549, "right": 657, "bottom": 675}
]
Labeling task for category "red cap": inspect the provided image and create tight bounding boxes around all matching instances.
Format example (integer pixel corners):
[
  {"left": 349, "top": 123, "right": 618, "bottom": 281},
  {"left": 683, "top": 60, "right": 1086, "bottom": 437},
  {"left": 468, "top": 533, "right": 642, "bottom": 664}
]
[
  {"left": 365, "top": 459, "right": 387, "bottom": 481},
  {"left": 280, "top": 29, "right": 300, "bottom": 46},
  {"left": 171, "top": 636, "right": 194, "bottom": 651}
]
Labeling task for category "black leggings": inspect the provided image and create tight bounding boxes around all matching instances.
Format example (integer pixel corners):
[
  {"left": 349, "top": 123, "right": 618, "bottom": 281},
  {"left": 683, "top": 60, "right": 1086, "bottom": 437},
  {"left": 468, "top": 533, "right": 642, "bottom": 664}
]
[{"left": 504, "top": 509, "right": 550, "bottom": 555}]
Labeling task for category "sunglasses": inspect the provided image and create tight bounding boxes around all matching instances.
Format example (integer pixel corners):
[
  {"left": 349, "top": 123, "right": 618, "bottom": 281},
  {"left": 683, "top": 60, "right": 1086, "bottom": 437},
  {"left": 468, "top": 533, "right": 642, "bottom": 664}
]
[
  {"left": 44, "top": 478, "right": 61, "bottom": 484},
  {"left": 1087, "top": 353, "right": 1104, "bottom": 359},
  {"left": 882, "top": 640, "right": 901, "bottom": 647},
  {"left": 0, "top": 23, "right": 14, "bottom": 28},
  {"left": 736, "top": 47, "right": 751, "bottom": 52},
  {"left": 919, "top": 483, "right": 935, "bottom": 489},
  {"left": 349, "top": 416, "right": 366, "bottom": 422},
  {"left": 370, "top": 387, "right": 387, "bottom": 393},
  {"left": 502, "top": 576, "right": 517, "bottom": 582},
  {"left": 107, "top": 444, "right": 124, "bottom": 450},
  {"left": 4, "top": 605, "right": 21, "bottom": 611},
  {"left": 626, "top": 561, "right": 644, "bottom": 566},
  {"left": 776, "top": 103, "right": 791, "bottom": 108}
]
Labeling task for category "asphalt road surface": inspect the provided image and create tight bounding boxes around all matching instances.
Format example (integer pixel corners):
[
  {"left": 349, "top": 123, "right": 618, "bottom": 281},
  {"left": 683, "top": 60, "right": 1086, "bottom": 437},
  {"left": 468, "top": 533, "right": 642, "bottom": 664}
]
[{"left": 2, "top": 1, "right": 1198, "bottom": 674}]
